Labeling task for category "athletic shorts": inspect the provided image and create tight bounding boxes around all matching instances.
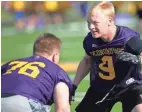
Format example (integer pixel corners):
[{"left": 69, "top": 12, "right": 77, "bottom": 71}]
[
  {"left": 1, "top": 95, "right": 51, "bottom": 112},
  {"left": 75, "top": 84, "right": 142, "bottom": 112},
  {"left": 120, "top": 84, "right": 142, "bottom": 112}
]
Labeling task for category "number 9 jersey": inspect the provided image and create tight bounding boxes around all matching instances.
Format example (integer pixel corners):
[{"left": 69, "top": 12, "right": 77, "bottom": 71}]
[
  {"left": 1, "top": 56, "right": 72, "bottom": 105},
  {"left": 83, "top": 26, "right": 141, "bottom": 93}
]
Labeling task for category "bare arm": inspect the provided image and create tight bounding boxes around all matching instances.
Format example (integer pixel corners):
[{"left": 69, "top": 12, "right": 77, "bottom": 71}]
[
  {"left": 54, "top": 82, "right": 70, "bottom": 112},
  {"left": 73, "top": 54, "right": 92, "bottom": 86}
]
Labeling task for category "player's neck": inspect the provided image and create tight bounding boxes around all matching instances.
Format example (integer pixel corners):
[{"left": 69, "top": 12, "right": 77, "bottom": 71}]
[
  {"left": 102, "top": 25, "right": 117, "bottom": 42},
  {"left": 34, "top": 52, "right": 53, "bottom": 62},
  {"left": 108, "top": 25, "right": 117, "bottom": 41}
]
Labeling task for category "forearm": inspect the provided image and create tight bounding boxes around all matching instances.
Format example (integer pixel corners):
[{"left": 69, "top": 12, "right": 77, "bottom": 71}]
[
  {"left": 56, "top": 104, "right": 70, "bottom": 112},
  {"left": 54, "top": 82, "right": 70, "bottom": 112},
  {"left": 73, "top": 56, "right": 91, "bottom": 86}
]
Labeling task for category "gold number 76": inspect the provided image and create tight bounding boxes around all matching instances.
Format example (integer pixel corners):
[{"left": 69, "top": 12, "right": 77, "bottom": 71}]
[{"left": 4, "top": 61, "right": 45, "bottom": 78}]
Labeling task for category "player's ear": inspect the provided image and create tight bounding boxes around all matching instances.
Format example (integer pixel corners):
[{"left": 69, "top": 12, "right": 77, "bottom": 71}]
[
  {"left": 52, "top": 54, "right": 56, "bottom": 63},
  {"left": 108, "top": 17, "right": 112, "bottom": 26},
  {"left": 52, "top": 53, "right": 59, "bottom": 63}
]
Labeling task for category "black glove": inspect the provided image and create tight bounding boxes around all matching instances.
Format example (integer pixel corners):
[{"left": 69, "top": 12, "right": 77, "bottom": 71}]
[
  {"left": 116, "top": 51, "right": 140, "bottom": 64},
  {"left": 71, "top": 84, "right": 77, "bottom": 102}
]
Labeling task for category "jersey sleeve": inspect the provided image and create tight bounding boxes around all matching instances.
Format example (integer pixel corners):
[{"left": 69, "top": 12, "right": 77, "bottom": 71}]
[
  {"left": 125, "top": 37, "right": 142, "bottom": 55},
  {"left": 83, "top": 33, "right": 91, "bottom": 56},
  {"left": 55, "top": 68, "right": 73, "bottom": 100}
]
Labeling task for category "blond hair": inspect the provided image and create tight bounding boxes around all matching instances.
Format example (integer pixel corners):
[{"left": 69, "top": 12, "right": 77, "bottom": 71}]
[
  {"left": 33, "top": 33, "right": 62, "bottom": 56},
  {"left": 88, "top": 1, "right": 115, "bottom": 20}
]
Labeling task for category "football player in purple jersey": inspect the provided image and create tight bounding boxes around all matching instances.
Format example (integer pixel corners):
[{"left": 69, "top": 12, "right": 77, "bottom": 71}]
[
  {"left": 72, "top": 1, "right": 142, "bottom": 112},
  {"left": 1, "top": 33, "right": 72, "bottom": 112}
]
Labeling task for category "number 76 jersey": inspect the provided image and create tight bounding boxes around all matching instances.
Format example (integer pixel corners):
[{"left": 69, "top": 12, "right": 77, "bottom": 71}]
[
  {"left": 83, "top": 26, "right": 140, "bottom": 93},
  {"left": 1, "top": 56, "right": 72, "bottom": 105}
]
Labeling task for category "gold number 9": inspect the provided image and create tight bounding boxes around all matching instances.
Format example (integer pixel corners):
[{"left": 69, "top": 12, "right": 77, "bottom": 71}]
[{"left": 99, "top": 56, "right": 115, "bottom": 80}]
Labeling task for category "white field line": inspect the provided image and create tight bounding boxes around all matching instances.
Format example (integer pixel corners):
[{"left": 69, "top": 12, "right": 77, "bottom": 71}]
[
  {"left": 69, "top": 75, "right": 89, "bottom": 81},
  {"left": 74, "top": 92, "right": 86, "bottom": 102}
]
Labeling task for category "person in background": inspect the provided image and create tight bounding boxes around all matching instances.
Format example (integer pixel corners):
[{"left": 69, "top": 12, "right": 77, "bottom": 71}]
[
  {"left": 136, "top": 2, "right": 142, "bottom": 31},
  {"left": 13, "top": 1, "right": 26, "bottom": 30}
]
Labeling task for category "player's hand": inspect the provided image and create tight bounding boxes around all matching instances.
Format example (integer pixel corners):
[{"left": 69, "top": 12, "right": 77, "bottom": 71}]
[
  {"left": 116, "top": 51, "right": 140, "bottom": 64},
  {"left": 71, "top": 84, "right": 77, "bottom": 102}
]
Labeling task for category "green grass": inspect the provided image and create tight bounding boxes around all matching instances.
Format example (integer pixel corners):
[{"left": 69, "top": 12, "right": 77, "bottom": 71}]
[
  {"left": 2, "top": 32, "right": 84, "bottom": 62},
  {"left": 51, "top": 102, "right": 122, "bottom": 112}
]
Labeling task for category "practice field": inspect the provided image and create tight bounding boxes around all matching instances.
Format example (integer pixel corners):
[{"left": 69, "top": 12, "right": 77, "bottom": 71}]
[{"left": 2, "top": 30, "right": 141, "bottom": 112}]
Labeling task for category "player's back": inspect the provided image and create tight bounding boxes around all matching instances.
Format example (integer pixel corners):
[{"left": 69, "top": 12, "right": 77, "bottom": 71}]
[{"left": 1, "top": 56, "right": 72, "bottom": 105}]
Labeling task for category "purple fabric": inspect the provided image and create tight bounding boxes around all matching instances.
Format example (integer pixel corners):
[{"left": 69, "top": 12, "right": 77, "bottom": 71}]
[
  {"left": 83, "top": 25, "right": 141, "bottom": 93},
  {"left": 1, "top": 56, "right": 72, "bottom": 105}
]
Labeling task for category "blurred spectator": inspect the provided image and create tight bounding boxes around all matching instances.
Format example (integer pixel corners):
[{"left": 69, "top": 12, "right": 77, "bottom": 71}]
[
  {"left": 80, "top": 1, "right": 89, "bottom": 18},
  {"left": 136, "top": 2, "right": 142, "bottom": 31},
  {"left": 71, "top": 1, "right": 82, "bottom": 20},
  {"left": 1, "top": 1, "right": 13, "bottom": 24},
  {"left": 2, "top": 1, "right": 13, "bottom": 12},
  {"left": 12, "top": 1, "right": 26, "bottom": 30},
  {"left": 25, "top": 13, "right": 37, "bottom": 33},
  {"left": 24, "top": 2, "right": 45, "bottom": 32},
  {"left": 2, "top": 1, "right": 140, "bottom": 33},
  {"left": 113, "top": 1, "right": 138, "bottom": 30},
  {"left": 113, "top": 1, "right": 137, "bottom": 15},
  {"left": 112, "top": 1, "right": 123, "bottom": 12},
  {"left": 56, "top": 1, "right": 71, "bottom": 23},
  {"left": 44, "top": 1, "right": 63, "bottom": 24}
]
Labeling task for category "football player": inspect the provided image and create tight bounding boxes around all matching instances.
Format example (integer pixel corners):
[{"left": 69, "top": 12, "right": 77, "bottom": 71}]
[
  {"left": 1, "top": 33, "right": 72, "bottom": 112},
  {"left": 72, "top": 1, "right": 142, "bottom": 112}
]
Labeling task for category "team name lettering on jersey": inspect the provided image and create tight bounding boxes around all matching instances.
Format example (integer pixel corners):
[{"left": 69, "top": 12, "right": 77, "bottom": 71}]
[{"left": 90, "top": 48, "right": 121, "bottom": 56}]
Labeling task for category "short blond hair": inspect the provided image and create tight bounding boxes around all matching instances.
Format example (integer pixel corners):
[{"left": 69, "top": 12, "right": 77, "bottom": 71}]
[
  {"left": 88, "top": 1, "right": 115, "bottom": 20},
  {"left": 33, "top": 33, "right": 62, "bottom": 56}
]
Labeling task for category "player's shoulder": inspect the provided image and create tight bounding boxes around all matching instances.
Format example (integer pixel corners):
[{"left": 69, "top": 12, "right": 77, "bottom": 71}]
[
  {"left": 11, "top": 56, "right": 34, "bottom": 62},
  {"left": 118, "top": 25, "right": 140, "bottom": 37},
  {"left": 84, "top": 32, "right": 93, "bottom": 40},
  {"left": 25, "top": 56, "right": 70, "bottom": 81},
  {"left": 33, "top": 56, "right": 62, "bottom": 72},
  {"left": 83, "top": 32, "right": 98, "bottom": 43},
  {"left": 56, "top": 66, "right": 72, "bottom": 90},
  {"left": 2, "top": 56, "right": 29, "bottom": 66},
  {"left": 1, "top": 56, "right": 31, "bottom": 74},
  {"left": 58, "top": 67, "right": 68, "bottom": 76},
  {"left": 36, "top": 56, "right": 68, "bottom": 76}
]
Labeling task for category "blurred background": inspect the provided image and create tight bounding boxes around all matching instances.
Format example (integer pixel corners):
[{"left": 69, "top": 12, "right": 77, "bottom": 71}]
[{"left": 1, "top": 1, "right": 142, "bottom": 112}]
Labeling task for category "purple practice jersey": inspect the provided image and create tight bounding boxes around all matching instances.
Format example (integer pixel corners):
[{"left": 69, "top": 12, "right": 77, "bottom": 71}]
[
  {"left": 83, "top": 26, "right": 141, "bottom": 93},
  {"left": 1, "top": 56, "right": 72, "bottom": 105}
]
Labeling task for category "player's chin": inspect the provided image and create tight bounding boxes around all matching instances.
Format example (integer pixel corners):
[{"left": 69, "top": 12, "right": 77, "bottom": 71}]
[
  {"left": 92, "top": 34, "right": 100, "bottom": 38},
  {"left": 91, "top": 32, "right": 101, "bottom": 38}
]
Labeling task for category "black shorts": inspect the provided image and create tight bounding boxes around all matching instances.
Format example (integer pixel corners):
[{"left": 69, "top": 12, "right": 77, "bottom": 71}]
[
  {"left": 120, "top": 84, "right": 142, "bottom": 112},
  {"left": 75, "top": 84, "right": 142, "bottom": 112}
]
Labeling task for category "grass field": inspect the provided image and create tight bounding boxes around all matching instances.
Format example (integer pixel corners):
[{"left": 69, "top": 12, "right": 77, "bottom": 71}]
[{"left": 3, "top": 30, "right": 140, "bottom": 112}]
